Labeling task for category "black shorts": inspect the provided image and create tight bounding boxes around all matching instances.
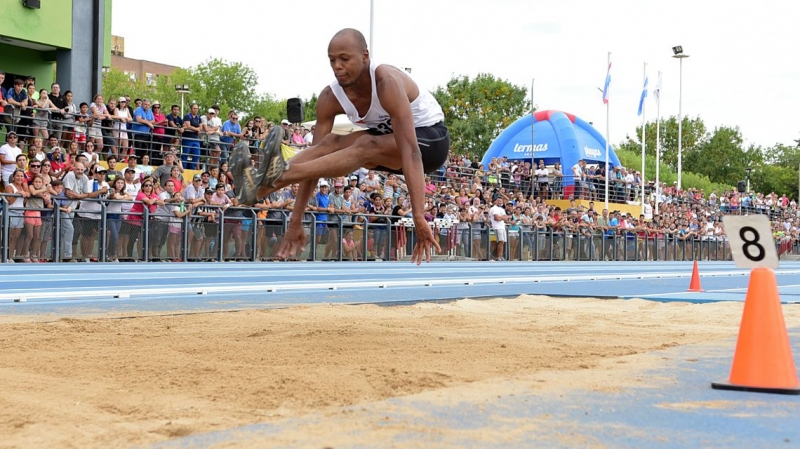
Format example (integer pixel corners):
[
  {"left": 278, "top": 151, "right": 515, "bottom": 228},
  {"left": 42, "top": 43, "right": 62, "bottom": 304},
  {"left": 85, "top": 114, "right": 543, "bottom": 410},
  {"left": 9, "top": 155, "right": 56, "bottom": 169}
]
[{"left": 368, "top": 121, "right": 450, "bottom": 175}]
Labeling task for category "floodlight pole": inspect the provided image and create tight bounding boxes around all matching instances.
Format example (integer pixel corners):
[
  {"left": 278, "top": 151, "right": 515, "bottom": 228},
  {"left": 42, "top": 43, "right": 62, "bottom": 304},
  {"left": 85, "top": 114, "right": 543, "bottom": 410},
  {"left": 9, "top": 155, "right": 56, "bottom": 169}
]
[
  {"left": 369, "top": 0, "right": 374, "bottom": 57},
  {"left": 604, "top": 52, "right": 611, "bottom": 210},
  {"left": 673, "top": 52, "right": 689, "bottom": 191},
  {"left": 530, "top": 78, "right": 535, "bottom": 198}
]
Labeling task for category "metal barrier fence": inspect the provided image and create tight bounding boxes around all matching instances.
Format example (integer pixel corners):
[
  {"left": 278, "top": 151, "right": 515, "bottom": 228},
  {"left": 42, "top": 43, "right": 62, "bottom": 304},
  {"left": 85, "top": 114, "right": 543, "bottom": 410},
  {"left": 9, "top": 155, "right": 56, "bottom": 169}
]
[
  {"left": 2, "top": 195, "right": 797, "bottom": 263},
  {"left": 0, "top": 109, "right": 267, "bottom": 171},
  {"left": 1, "top": 110, "right": 793, "bottom": 217}
]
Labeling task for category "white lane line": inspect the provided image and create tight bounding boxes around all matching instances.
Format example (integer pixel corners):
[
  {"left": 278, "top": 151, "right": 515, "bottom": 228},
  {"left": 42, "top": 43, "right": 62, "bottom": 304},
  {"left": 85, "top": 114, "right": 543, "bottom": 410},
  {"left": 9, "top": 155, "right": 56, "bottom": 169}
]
[
  {"left": 629, "top": 283, "right": 800, "bottom": 298},
  {"left": 2, "top": 265, "right": 789, "bottom": 284},
  {"left": 0, "top": 270, "right": 781, "bottom": 302}
]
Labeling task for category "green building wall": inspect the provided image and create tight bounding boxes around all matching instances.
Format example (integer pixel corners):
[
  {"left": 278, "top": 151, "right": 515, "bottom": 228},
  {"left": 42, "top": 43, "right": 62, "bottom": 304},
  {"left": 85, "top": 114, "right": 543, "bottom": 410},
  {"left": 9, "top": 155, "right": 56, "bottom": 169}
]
[
  {"left": 0, "top": 1, "right": 73, "bottom": 49},
  {"left": 0, "top": 0, "right": 112, "bottom": 102},
  {"left": 0, "top": 43, "right": 55, "bottom": 88}
]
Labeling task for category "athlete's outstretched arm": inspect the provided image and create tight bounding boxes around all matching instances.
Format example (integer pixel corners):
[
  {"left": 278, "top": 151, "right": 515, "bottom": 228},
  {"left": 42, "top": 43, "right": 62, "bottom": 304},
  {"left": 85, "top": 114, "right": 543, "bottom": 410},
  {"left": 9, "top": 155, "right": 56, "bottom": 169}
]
[
  {"left": 277, "top": 90, "right": 339, "bottom": 259},
  {"left": 377, "top": 71, "right": 440, "bottom": 264}
]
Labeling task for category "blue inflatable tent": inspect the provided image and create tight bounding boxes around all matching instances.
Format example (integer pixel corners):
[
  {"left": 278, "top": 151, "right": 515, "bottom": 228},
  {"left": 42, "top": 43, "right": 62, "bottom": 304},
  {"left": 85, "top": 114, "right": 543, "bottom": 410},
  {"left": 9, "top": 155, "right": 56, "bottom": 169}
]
[{"left": 480, "top": 110, "right": 621, "bottom": 195}]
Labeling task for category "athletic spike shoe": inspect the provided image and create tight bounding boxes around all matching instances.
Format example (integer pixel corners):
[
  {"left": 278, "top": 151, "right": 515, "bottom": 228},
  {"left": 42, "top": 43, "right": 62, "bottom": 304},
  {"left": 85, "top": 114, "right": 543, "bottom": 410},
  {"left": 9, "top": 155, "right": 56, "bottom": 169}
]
[
  {"left": 230, "top": 141, "right": 258, "bottom": 206},
  {"left": 254, "top": 125, "right": 287, "bottom": 190}
]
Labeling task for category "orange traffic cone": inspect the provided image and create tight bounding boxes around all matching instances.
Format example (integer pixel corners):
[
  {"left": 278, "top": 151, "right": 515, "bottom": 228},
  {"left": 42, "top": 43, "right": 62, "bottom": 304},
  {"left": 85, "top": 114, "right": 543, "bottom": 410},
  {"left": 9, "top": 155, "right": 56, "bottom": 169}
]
[
  {"left": 687, "top": 260, "right": 703, "bottom": 292},
  {"left": 712, "top": 268, "right": 800, "bottom": 395}
]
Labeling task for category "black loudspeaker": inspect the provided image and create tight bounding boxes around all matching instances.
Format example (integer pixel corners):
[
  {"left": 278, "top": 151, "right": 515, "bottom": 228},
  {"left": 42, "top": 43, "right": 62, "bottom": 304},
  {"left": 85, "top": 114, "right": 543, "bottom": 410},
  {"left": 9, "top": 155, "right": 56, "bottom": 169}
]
[
  {"left": 287, "top": 98, "right": 304, "bottom": 124},
  {"left": 737, "top": 181, "right": 746, "bottom": 193}
]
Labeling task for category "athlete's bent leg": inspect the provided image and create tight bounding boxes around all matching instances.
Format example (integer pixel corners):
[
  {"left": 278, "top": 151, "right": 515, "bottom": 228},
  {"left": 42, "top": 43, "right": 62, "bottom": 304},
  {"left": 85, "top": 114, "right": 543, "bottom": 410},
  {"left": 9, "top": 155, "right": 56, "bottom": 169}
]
[{"left": 274, "top": 134, "right": 402, "bottom": 189}]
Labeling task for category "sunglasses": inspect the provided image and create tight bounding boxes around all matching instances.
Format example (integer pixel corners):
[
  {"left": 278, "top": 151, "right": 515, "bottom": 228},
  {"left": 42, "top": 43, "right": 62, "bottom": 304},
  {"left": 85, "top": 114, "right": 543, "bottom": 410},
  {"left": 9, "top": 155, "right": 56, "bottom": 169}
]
[
  {"left": 143, "top": 184, "right": 153, "bottom": 187},
  {"left": 30, "top": 164, "right": 41, "bottom": 168}
]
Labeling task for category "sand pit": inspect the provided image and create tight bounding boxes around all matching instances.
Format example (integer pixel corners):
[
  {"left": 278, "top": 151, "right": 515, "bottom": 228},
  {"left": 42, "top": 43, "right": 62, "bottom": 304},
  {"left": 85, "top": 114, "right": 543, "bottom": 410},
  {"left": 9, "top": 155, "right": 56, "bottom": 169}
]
[{"left": 2, "top": 295, "right": 796, "bottom": 448}]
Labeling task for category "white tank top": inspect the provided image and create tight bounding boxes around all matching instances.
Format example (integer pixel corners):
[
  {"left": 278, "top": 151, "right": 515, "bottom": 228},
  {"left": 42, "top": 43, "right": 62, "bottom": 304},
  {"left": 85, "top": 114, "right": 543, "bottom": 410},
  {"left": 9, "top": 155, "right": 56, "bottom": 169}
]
[
  {"left": 329, "top": 62, "right": 444, "bottom": 134},
  {"left": 8, "top": 183, "right": 23, "bottom": 209}
]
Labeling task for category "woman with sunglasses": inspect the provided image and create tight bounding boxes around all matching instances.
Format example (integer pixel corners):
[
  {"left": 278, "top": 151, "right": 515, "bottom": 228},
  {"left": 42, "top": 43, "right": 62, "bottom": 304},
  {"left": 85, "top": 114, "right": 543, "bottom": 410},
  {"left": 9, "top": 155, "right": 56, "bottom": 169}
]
[
  {"left": 5, "top": 169, "right": 30, "bottom": 262},
  {"left": 107, "top": 177, "right": 132, "bottom": 262},
  {"left": 123, "top": 180, "right": 161, "bottom": 259},
  {"left": 113, "top": 97, "right": 131, "bottom": 157},
  {"left": 81, "top": 141, "right": 99, "bottom": 167},
  {"left": 32, "top": 89, "right": 61, "bottom": 141},
  {"left": 151, "top": 102, "right": 169, "bottom": 160},
  {"left": 39, "top": 159, "right": 56, "bottom": 190},
  {"left": 24, "top": 174, "right": 52, "bottom": 262},
  {"left": 104, "top": 98, "right": 120, "bottom": 160}
]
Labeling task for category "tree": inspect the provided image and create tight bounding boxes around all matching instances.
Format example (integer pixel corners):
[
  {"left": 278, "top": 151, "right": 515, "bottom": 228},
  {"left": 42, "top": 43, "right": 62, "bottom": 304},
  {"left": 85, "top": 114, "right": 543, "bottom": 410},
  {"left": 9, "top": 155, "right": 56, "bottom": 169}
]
[
  {"left": 249, "top": 94, "right": 286, "bottom": 125},
  {"left": 683, "top": 125, "right": 748, "bottom": 184},
  {"left": 617, "top": 115, "right": 708, "bottom": 170},
  {"left": 751, "top": 164, "right": 796, "bottom": 198},
  {"left": 763, "top": 142, "right": 800, "bottom": 169},
  {"left": 101, "top": 67, "right": 153, "bottom": 104},
  {"left": 304, "top": 93, "right": 318, "bottom": 122},
  {"left": 754, "top": 142, "right": 800, "bottom": 197},
  {"left": 432, "top": 74, "right": 530, "bottom": 157},
  {"left": 186, "top": 58, "right": 259, "bottom": 116}
]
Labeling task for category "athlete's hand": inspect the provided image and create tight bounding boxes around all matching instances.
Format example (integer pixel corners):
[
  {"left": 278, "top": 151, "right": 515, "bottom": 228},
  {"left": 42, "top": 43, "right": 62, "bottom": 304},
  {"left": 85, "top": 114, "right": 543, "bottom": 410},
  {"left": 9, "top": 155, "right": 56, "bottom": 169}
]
[
  {"left": 411, "top": 219, "right": 440, "bottom": 265},
  {"left": 277, "top": 221, "right": 307, "bottom": 260}
]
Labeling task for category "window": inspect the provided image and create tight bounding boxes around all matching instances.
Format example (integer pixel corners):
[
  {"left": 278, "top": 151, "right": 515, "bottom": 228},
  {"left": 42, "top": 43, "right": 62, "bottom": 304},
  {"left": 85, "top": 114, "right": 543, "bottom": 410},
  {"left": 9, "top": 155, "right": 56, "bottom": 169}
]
[{"left": 145, "top": 73, "right": 156, "bottom": 86}]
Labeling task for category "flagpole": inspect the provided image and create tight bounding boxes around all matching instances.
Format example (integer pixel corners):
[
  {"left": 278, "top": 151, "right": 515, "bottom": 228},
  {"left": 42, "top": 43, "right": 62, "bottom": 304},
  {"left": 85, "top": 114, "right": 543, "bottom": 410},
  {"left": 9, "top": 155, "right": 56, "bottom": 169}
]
[
  {"left": 641, "top": 62, "right": 647, "bottom": 215},
  {"left": 655, "top": 71, "right": 661, "bottom": 215},
  {"left": 604, "top": 51, "right": 610, "bottom": 210},
  {"left": 530, "top": 78, "right": 535, "bottom": 199}
]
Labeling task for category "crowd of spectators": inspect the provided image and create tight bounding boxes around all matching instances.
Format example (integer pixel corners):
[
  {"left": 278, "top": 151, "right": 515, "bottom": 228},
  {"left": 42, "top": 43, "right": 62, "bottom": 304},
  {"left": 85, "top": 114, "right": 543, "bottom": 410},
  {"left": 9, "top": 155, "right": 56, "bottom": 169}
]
[{"left": 1, "top": 71, "right": 798, "bottom": 263}]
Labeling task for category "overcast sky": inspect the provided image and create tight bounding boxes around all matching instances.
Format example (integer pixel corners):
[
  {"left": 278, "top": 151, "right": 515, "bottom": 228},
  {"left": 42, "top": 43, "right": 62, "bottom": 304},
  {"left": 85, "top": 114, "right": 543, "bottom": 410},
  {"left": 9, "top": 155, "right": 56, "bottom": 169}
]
[{"left": 112, "top": 0, "right": 799, "bottom": 149}]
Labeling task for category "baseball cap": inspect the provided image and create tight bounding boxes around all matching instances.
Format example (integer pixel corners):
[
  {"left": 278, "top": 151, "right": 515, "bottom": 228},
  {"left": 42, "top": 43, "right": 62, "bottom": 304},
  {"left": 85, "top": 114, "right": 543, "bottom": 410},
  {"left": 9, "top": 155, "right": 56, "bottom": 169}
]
[
  {"left": 205, "top": 188, "right": 215, "bottom": 195},
  {"left": 319, "top": 180, "right": 329, "bottom": 187},
  {"left": 118, "top": 96, "right": 127, "bottom": 103},
  {"left": 192, "top": 174, "right": 202, "bottom": 181},
  {"left": 95, "top": 165, "right": 107, "bottom": 173},
  {"left": 334, "top": 182, "right": 343, "bottom": 187},
  {"left": 349, "top": 175, "right": 358, "bottom": 181},
  {"left": 208, "top": 108, "right": 215, "bottom": 114},
  {"left": 281, "top": 119, "right": 290, "bottom": 125},
  {"left": 125, "top": 168, "right": 136, "bottom": 173}
]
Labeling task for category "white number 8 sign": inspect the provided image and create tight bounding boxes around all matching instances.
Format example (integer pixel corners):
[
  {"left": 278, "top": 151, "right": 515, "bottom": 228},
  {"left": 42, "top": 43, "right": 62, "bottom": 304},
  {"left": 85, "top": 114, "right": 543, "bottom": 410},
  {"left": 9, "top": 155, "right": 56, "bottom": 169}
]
[{"left": 722, "top": 215, "right": 779, "bottom": 269}]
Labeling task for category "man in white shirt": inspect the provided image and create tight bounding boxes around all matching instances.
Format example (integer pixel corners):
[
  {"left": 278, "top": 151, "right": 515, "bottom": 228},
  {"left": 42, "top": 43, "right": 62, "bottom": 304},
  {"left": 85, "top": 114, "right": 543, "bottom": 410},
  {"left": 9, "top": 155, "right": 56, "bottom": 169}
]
[
  {"left": 362, "top": 170, "right": 382, "bottom": 194},
  {"left": 203, "top": 108, "right": 223, "bottom": 167},
  {"left": 571, "top": 160, "right": 585, "bottom": 200},
  {"left": 624, "top": 169, "right": 635, "bottom": 202},
  {"left": 489, "top": 197, "right": 509, "bottom": 261},
  {"left": 534, "top": 160, "right": 549, "bottom": 200},
  {"left": 0, "top": 131, "right": 22, "bottom": 187},
  {"left": 151, "top": 178, "right": 179, "bottom": 259},
  {"left": 183, "top": 173, "right": 206, "bottom": 206},
  {"left": 75, "top": 166, "right": 110, "bottom": 262}
]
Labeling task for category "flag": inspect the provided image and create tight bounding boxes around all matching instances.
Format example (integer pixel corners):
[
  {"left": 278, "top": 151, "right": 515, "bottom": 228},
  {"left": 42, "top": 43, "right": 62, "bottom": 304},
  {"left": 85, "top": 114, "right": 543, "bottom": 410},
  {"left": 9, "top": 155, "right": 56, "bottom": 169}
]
[
  {"left": 637, "top": 76, "right": 648, "bottom": 116},
  {"left": 602, "top": 62, "right": 611, "bottom": 104},
  {"left": 653, "top": 71, "right": 662, "bottom": 103}
]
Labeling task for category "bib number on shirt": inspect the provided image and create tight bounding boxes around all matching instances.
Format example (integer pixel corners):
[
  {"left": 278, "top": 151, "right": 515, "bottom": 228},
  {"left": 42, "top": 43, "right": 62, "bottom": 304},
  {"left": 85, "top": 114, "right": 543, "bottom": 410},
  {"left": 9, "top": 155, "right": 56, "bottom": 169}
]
[{"left": 374, "top": 119, "right": 393, "bottom": 135}]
